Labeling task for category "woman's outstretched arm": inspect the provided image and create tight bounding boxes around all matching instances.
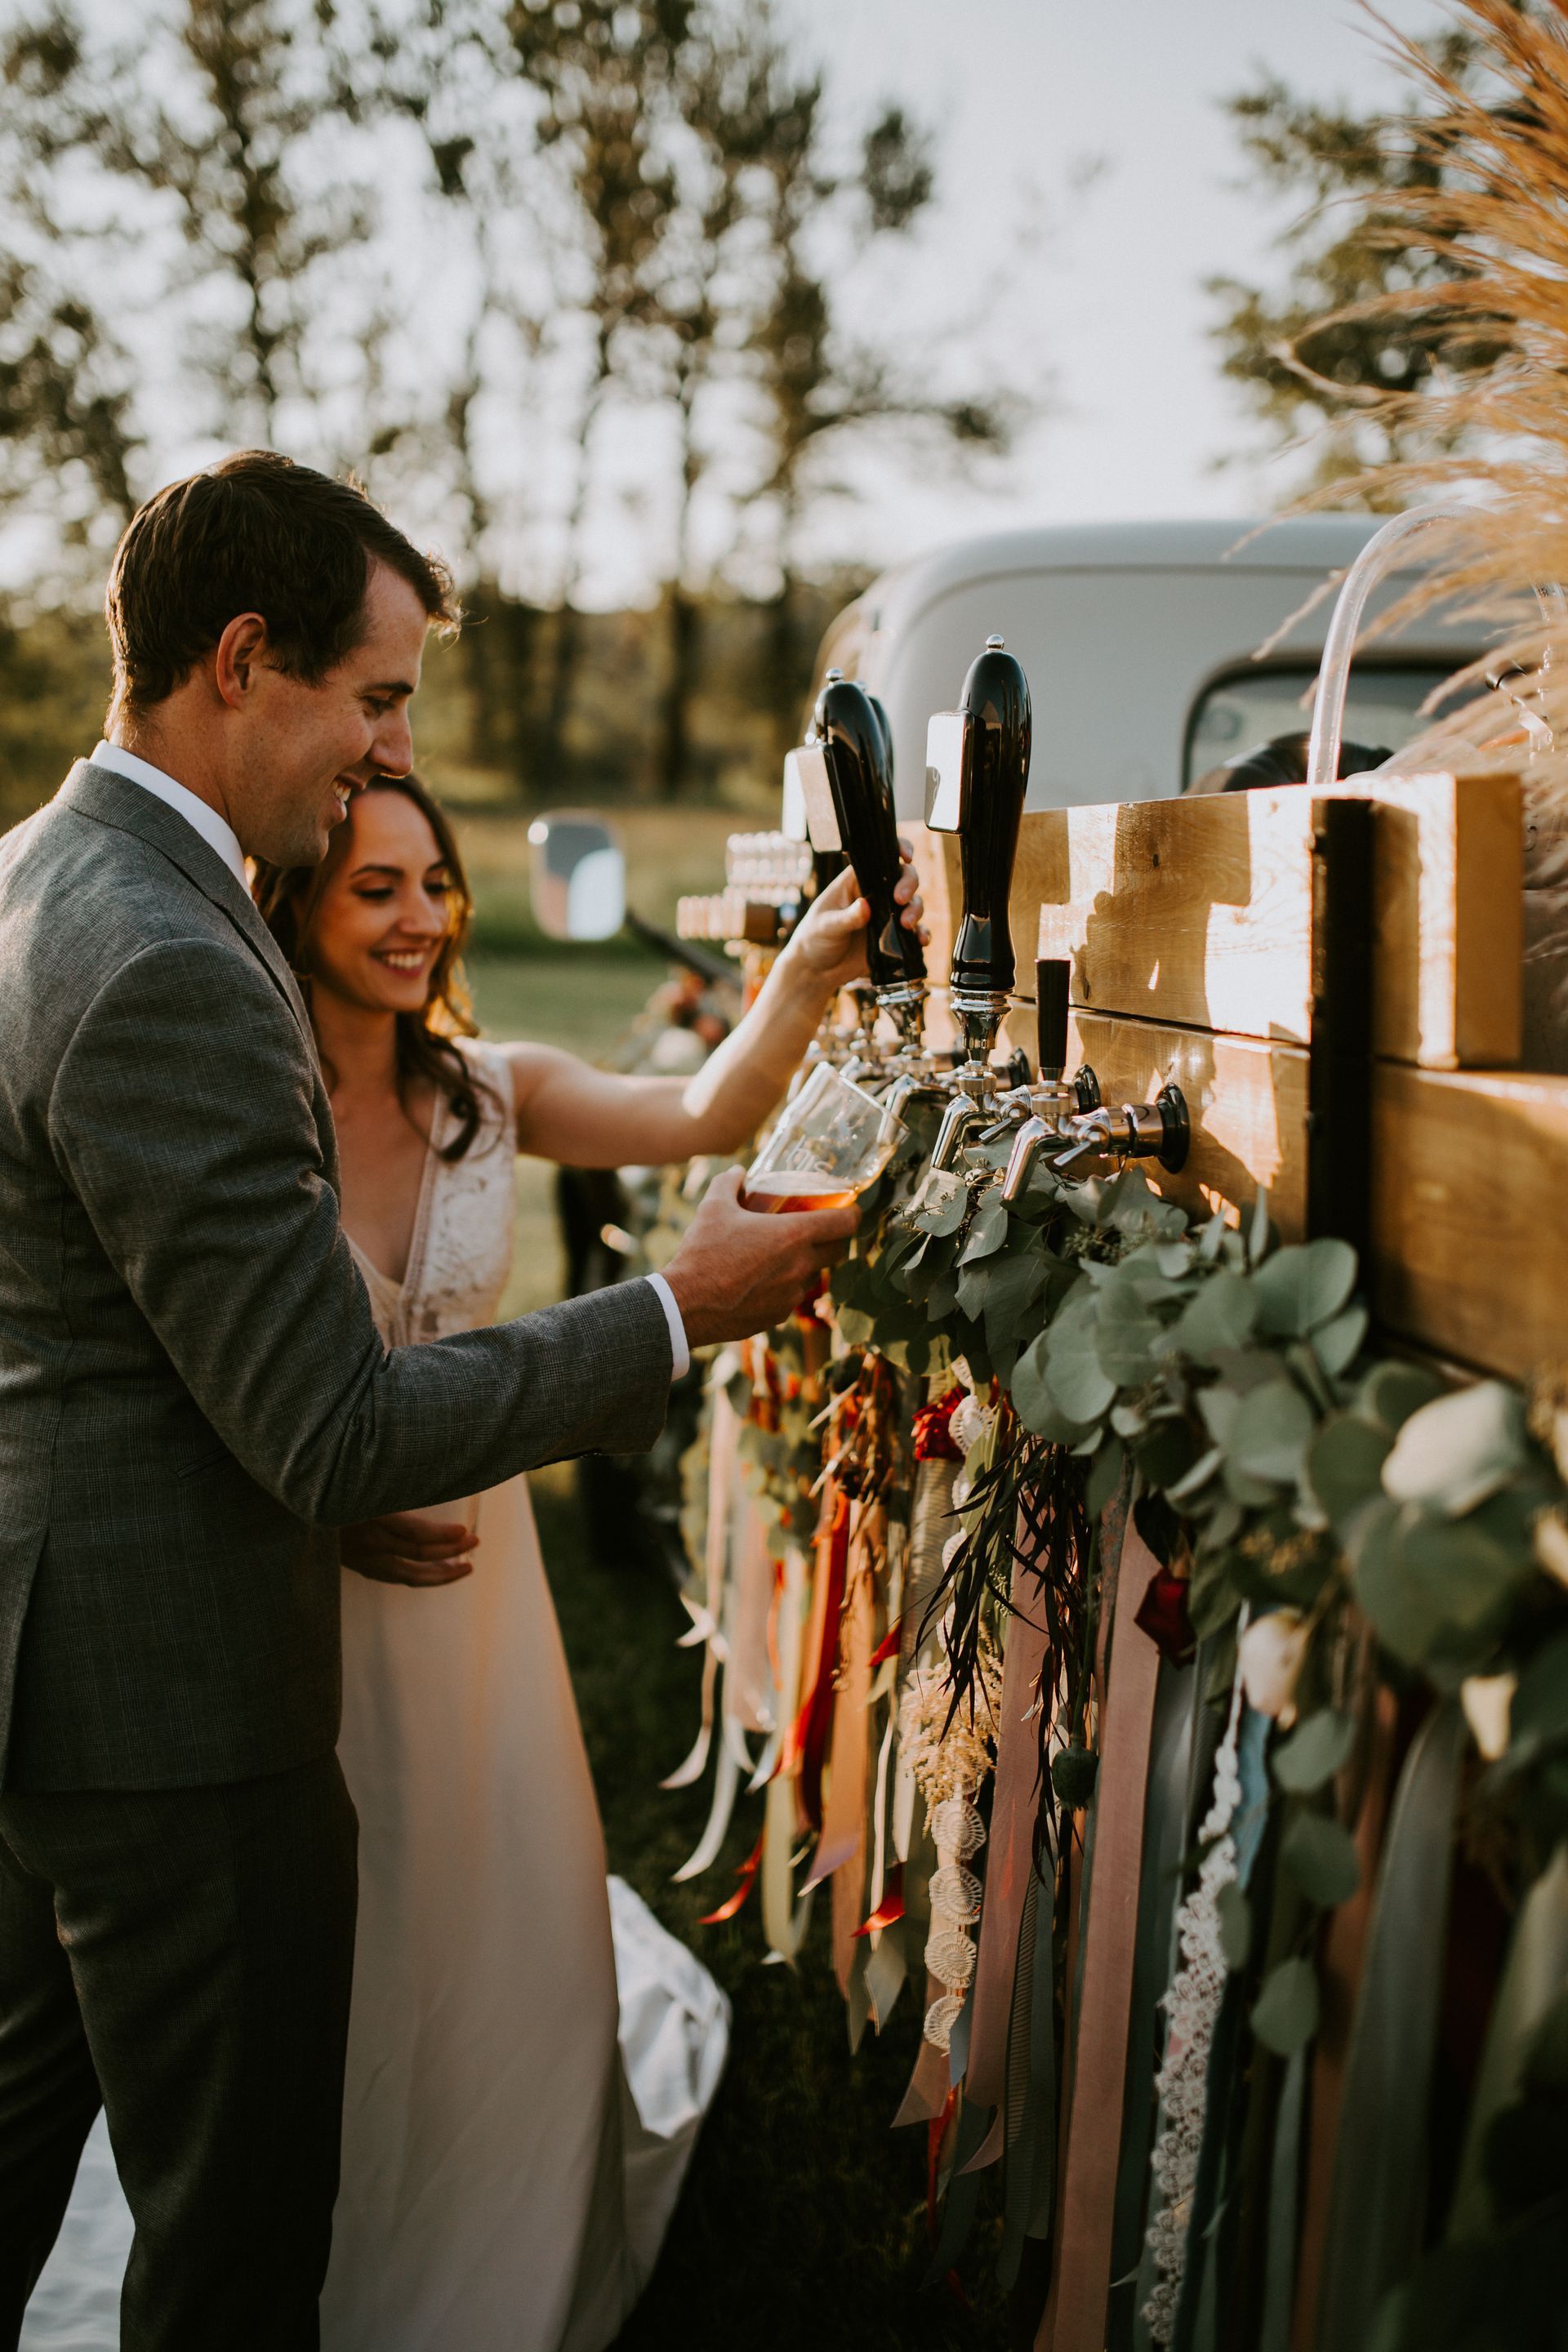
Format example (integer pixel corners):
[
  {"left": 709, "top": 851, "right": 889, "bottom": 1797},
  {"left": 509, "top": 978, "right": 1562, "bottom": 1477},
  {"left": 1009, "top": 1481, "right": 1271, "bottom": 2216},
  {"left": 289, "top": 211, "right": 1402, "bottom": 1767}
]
[{"left": 506, "top": 853, "right": 925, "bottom": 1168}]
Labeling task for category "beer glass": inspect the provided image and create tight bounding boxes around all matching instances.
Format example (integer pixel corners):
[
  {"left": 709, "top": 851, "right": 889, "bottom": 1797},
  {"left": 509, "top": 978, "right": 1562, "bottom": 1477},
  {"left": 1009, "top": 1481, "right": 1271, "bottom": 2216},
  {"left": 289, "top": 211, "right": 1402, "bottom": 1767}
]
[{"left": 742, "top": 1062, "right": 903, "bottom": 1212}]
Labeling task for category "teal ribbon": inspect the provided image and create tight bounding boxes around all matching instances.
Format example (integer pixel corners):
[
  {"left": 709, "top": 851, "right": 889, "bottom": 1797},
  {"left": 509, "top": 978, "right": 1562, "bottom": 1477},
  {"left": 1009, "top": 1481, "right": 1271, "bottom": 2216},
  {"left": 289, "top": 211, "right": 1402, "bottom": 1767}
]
[
  {"left": 1313, "top": 1698, "right": 1465, "bottom": 2352},
  {"left": 1447, "top": 1837, "right": 1568, "bottom": 2241},
  {"left": 1260, "top": 2047, "right": 1307, "bottom": 2352},
  {"left": 999, "top": 1857, "right": 1060, "bottom": 2290},
  {"left": 924, "top": 2091, "right": 995, "bottom": 2286}
]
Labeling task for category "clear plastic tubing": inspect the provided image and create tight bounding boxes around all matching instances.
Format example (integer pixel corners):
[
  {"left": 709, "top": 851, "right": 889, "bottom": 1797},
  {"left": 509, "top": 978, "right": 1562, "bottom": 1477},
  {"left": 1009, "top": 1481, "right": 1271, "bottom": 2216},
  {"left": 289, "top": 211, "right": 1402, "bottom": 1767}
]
[{"left": 1306, "top": 501, "right": 1475, "bottom": 787}]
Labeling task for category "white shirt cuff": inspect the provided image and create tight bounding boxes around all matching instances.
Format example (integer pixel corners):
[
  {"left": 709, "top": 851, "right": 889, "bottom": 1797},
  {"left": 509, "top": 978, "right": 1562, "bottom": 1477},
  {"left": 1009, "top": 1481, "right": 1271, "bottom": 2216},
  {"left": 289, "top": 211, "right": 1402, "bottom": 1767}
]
[{"left": 644, "top": 1272, "right": 690, "bottom": 1381}]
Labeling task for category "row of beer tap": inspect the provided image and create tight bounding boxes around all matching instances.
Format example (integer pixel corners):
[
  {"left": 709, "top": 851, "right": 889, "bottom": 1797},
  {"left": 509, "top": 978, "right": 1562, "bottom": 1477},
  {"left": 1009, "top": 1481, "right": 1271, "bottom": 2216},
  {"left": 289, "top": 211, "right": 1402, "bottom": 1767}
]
[{"left": 678, "top": 635, "right": 1190, "bottom": 1203}]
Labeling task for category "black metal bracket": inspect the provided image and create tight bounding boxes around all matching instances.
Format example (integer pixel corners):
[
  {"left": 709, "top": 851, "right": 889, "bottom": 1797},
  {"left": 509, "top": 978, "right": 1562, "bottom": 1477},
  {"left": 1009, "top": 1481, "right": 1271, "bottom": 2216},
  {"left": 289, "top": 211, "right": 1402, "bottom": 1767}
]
[{"left": 1307, "top": 796, "right": 1374, "bottom": 1257}]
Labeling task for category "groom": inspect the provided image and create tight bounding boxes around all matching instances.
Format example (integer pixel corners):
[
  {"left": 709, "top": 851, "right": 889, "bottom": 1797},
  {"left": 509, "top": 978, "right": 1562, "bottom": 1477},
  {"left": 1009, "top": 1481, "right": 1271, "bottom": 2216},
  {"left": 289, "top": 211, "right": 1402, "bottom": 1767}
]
[{"left": 0, "top": 451, "right": 857, "bottom": 2350}]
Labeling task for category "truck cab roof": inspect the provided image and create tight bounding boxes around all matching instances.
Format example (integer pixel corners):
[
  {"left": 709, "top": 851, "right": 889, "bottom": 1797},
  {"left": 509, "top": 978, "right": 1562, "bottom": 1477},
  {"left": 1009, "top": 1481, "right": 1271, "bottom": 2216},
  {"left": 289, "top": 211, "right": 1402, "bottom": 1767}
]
[{"left": 817, "top": 517, "right": 1493, "bottom": 817}]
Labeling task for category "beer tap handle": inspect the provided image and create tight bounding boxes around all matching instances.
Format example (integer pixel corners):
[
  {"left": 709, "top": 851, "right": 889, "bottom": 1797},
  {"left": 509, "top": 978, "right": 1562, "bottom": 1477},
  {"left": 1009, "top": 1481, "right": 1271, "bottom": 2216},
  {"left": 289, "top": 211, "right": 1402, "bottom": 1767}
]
[
  {"left": 816, "top": 675, "right": 926, "bottom": 994},
  {"left": 1036, "top": 957, "right": 1070, "bottom": 1080},
  {"left": 929, "top": 635, "right": 1031, "bottom": 1005}
]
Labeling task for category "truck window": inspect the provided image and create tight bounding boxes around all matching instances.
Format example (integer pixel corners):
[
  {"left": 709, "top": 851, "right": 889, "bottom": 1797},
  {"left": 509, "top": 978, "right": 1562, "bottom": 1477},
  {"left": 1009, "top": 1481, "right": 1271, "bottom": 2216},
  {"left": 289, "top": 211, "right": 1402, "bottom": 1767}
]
[{"left": 1183, "top": 662, "right": 1471, "bottom": 791}]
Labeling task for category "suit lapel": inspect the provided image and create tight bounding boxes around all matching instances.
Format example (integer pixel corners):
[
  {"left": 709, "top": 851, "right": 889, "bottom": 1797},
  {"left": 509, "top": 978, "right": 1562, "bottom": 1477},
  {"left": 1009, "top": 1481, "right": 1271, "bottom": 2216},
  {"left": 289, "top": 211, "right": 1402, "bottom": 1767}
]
[{"left": 59, "top": 760, "right": 318, "bottom": 1050}]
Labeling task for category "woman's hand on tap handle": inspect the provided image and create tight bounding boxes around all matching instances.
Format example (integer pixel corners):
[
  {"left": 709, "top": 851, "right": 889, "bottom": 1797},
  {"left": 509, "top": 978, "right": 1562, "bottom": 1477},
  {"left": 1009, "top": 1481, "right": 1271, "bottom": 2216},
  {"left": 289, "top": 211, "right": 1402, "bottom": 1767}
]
[{"left": 783, "top": 840, "right": 928, "bottom": 993}]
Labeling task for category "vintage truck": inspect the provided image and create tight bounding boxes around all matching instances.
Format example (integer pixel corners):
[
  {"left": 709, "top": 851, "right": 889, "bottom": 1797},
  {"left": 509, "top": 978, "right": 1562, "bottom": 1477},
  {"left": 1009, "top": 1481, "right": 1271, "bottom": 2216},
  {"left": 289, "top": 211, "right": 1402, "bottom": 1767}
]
[{"left": 808, "top": 514, "right": 1486, "bottom": 814}]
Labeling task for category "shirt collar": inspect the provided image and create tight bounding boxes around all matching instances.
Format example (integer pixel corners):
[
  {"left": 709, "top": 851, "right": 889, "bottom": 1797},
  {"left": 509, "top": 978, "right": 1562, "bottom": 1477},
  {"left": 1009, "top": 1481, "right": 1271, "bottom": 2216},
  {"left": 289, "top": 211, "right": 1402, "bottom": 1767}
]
[{"left": 89, "top": 741, "right": 250, "bottom": 894}]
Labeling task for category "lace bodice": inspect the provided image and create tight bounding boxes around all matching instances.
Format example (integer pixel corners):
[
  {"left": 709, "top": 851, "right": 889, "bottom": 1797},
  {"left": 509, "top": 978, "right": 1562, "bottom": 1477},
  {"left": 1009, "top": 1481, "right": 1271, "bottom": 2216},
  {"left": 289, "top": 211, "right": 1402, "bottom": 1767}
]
[{"left": 348, "top": 1037, "right": 519, "bottom": 1348}]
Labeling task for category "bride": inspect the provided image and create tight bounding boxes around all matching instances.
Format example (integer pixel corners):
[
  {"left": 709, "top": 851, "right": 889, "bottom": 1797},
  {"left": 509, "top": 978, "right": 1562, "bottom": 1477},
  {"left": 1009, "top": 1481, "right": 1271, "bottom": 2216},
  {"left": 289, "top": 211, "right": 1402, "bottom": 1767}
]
[{"left": 250, "top": 773, "right": 920, "bottom": 2351}]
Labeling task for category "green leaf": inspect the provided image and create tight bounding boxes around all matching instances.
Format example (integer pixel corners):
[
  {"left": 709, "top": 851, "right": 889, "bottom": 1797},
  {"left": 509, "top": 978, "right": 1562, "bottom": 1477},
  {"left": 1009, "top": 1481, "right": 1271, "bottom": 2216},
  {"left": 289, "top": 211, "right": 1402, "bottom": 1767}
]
[
  {"left": 1166, "top": 1445, "right": 1223, "bottom": 1503},
  {"left": 909, "top": 1167, "right": 967, "bottom": 1236},
  {"left": 1303, "top": 1414, "right": 1393, "bottom": 1532},
  {"left": 954, "top": 1263, "right": 991, "bottom": 1323},
  {"left": 1227, "top": 1380, "right": 1316, "bottom": 1485},
  {"left": 1155, "top": 1241, "right": 1192, "bottom": 1279},
  {"left": 958, "top": 1188, "right": 1009, "bottom": 1264},
  {"left": 1380, "top": 1381, "right": 1530, "bottom": 1517},
  {"left": 1134, "top": 1418, "right": 1204, "bottom": 1492},
  {"left": 1347, "top": 1499, "right": 1443, "bottom": 1666},
  {"left": 1216, "top": 1881, "right": 1251, "bottom": 1971},
  {"left": 1199, "top": 1385, "right": 1242, "bottom": 1449},
  {"left": 1510, "top": 1631, "right": 1568, "bottom": 1754},
  {"left": 983, "top": 1249, "right": 1048, "bottom": 1360},
  {"left": 1095, "top": 1312, "right": 1163, "bottom": 1389},
  {"left": 1249, "top": 1187, "right": 1272, "bottom": 1266},
  {"left": 925, "top": 1267, "right": 960, "bottom": 1322},
  {"left": 1085, "top": 1435, "right": 1125, "bottom": 1520},
  {"left": 1273, "top": 1709, "right": 1355, "bottom": 1794},
  {"left": 1250, "top": 1956, "right": 1320, "bottom": 2056},
  {"left": 1399, "top": 1516, "right": 1526, "bottom": 1633},
  {"left": 1172, "top": 1271, "right": 1258, "bottom": 1363},
  {"left": 835, "top": 1305, "right": 875, "bottom": 1347},
  {"left": 1010, "top": 1333, "right": 1094, "bottom": 1445},
  {"left": 1312, "top": 1302, "right": 1369, "bottom": 1379},
  {"left": 1198, "top": 1211, "right": 1227, "bottom": 1264},
  {"left": 1281, "top": 1808, "right": 1361, "bottom": 1909},
  {"left": 1357, "top": 1360, "right": 1445, "bottom": 1437},
  {"left": 1251, "top": 1239, "right": 1358, "bottom": 1339},
  {"left": 1045, "top": 1288, "right": 1117, "bottom": 1424}
]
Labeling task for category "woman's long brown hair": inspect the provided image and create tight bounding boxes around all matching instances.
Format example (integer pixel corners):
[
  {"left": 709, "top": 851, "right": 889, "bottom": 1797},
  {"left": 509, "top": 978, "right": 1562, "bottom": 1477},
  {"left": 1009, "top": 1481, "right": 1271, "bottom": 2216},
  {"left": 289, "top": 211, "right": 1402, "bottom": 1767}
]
[{"left": 253, "top": 773, "right": 498, "bottom": 1162}]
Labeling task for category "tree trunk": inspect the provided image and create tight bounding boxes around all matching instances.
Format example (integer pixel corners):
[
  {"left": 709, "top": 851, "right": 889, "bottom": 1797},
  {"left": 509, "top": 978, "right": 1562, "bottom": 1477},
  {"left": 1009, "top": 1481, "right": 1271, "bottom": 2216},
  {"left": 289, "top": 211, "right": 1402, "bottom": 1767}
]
[
  {"left": 656, "top": 581, "right": 701, "bottom": 799},
  {"left": 541, "top": 330, "right": 612, "bottom": 782}
]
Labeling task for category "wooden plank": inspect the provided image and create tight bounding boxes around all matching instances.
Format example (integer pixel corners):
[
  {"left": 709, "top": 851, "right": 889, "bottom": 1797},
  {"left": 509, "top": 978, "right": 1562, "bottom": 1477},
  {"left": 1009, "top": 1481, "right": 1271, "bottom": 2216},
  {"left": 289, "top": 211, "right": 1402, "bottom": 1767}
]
[
  {"left": 990, "top": 1004, "right": 1312, "bottom": 1240},
  {"left": 1026, "top": 775, "right": 1521, "bottom": 1069},
  {"left": 911, "top": 818, "right": 1072, "bottom": 1053},
  {"left": 1370, "top": 1062, "right": 1568, "bottom": 1381}
]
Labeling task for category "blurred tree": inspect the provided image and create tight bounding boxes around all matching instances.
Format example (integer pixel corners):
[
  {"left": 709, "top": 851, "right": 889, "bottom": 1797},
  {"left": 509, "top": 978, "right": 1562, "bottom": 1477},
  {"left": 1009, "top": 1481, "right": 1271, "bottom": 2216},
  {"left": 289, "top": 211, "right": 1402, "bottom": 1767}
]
[
  {"left": 1209, "top": 26, "right": 1510, "bottom": 495},
  {"left": 741, "top": 58, "right": 1013, "bottom": 752},
  {"left": 0, "top": 13, "right": 140, "bottom": 572},
  {"left": 648, "top": 7, "right": 783, "bottom": 798},
  {"left": 506, "top": 0, "right": 695, "bottom": 777},
  {"left": 0, "top": 0, "right": 377, "bottom": 457}
]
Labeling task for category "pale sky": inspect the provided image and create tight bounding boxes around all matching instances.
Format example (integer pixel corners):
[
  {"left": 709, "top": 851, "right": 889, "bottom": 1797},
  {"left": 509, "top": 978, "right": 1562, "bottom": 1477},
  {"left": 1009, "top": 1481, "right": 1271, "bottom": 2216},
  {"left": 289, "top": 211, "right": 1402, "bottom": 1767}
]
[{"left": 768, "top": 0, "right": 1439, "bottom": 577}]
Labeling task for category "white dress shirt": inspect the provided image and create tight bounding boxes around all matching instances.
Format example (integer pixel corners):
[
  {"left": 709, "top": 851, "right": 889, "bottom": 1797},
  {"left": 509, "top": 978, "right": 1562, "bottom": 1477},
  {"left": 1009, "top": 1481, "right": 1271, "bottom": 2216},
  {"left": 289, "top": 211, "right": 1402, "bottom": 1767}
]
[
  {"left": 89, "top": 739, "right": 690, "bottom": 1379},
  {"left": 90, "top": 740, "right": 249, "bottom": 892}
]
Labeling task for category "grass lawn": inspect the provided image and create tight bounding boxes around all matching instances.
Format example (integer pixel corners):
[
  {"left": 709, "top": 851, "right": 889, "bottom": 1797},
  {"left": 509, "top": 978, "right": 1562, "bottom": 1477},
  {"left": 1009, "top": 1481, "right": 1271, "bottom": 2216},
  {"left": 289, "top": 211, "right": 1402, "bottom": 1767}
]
[
  {"left": 474, "top": 950, "right": 1009, "bottom": 2350},
  {"left": 533, "top": 1460, "right": 1010, "bottom": 2352}
]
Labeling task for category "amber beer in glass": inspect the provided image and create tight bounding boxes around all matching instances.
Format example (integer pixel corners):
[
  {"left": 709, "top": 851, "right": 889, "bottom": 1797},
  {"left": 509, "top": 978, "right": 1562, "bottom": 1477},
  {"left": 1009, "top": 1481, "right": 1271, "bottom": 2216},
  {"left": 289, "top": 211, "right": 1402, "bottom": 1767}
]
[
  {"left": 739, "top": 1171, "right": 861, "bottom": 1214},
  {"left": 741, "top": 1062, "right": 902, "bottom": 1217}
]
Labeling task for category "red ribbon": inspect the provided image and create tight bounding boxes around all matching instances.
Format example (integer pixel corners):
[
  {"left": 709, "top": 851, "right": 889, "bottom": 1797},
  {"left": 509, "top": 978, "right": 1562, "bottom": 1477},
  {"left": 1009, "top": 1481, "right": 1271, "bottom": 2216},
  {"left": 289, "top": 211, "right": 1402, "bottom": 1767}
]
[
  {"left": 1133, "top": 1566, "right": 1197, "bottom": 1666},
  {"left": 912, "top": 1387, "right": 966, "bottom": 1462},
  {"left": 853, "top": 1864, "right": 906, "bottom": 1938},
  {"left": 795, "top": 1491, "right": 851, "bottom": 1834},
  {"left": 699, "top": 1830, "right": 765, "bottom": 1926},
  {"left": 869, "top": 1617, "right": 904, "bottom": 1668}
]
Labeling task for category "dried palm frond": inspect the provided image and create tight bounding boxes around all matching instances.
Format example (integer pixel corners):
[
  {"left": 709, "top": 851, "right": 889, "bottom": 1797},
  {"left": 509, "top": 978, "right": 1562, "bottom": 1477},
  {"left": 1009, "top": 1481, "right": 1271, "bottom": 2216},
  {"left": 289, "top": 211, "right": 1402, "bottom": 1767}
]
[{"left": 1277, "top": 2, "right": 1568, "bottom": 1064}]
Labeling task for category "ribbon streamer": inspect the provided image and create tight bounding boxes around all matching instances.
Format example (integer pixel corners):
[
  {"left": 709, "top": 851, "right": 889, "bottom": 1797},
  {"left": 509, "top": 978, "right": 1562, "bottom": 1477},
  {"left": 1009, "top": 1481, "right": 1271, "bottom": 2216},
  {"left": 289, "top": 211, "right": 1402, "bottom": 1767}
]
[{"left": 1312, "top": 1699, "right": 1465, "bottom": 2352}]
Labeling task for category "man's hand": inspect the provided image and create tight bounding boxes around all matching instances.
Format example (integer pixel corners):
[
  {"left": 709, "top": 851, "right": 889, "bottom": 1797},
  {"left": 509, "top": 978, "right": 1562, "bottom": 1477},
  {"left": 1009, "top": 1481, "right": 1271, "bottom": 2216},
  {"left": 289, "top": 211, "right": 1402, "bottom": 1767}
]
[
  {"left": 661, "top": 1165, "right": 860, "bottom": 1348},
  {"left": 340, "top": 1511, "right": 479, "bottom": 1588},
  {"left": 783, "top": 840, "right": 927, "bottom": 994}
]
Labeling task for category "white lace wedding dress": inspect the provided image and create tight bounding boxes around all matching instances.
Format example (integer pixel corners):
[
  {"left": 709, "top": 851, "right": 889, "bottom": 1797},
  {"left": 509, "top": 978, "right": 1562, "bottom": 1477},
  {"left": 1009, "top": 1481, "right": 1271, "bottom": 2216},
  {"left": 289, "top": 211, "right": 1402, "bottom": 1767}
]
[{"left": 24, "top": 1038, "right": 728, "bottom": 2352}]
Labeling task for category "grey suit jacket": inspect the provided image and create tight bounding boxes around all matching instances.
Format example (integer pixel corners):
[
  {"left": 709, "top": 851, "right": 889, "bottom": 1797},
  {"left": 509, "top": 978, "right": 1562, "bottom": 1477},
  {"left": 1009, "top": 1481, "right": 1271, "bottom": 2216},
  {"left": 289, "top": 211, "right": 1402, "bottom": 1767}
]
[{"left": 0, "top": 761, "right": 674, "bottom": 1790}]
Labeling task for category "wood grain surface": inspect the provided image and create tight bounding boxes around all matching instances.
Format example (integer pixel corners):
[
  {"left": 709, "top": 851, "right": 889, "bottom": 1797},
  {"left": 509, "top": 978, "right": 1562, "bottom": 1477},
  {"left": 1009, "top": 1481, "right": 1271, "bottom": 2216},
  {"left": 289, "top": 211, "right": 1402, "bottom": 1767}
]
[
  {"left": 911, "top": 771, "right": 1523, "bottom": 1071},
  {"left": 1370, "top": 1061, "right": 1568, "bottom": 1379}
]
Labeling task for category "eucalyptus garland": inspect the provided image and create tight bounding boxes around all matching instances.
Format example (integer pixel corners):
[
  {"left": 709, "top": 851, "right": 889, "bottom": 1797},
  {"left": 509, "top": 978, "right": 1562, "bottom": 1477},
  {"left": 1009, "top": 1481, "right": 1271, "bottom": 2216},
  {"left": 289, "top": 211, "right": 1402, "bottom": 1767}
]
[{"left": 830, "top": 1111, "right": 1568, "bottom": 2042}]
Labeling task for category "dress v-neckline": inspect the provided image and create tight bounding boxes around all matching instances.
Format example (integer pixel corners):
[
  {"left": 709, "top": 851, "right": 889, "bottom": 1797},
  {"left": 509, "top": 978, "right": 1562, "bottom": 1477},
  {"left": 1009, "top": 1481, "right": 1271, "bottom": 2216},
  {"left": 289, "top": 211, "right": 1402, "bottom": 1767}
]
[{"left": 347, "top": 1091, "right": 448, "bottom": 1303}]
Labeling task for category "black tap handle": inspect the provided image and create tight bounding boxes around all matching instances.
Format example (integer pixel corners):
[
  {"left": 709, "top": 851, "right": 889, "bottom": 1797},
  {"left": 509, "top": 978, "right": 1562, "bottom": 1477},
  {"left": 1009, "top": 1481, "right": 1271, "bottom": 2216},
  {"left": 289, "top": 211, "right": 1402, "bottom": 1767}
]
[
  {"left": 816, "top": 675, "right": 925, "bottom": 991},
  {"left": 1036, "top": 957, "right": 1069, "bottom": 1076},
  {"left": 950, "top": 638, "right": 1031, "bottom": 1000}
]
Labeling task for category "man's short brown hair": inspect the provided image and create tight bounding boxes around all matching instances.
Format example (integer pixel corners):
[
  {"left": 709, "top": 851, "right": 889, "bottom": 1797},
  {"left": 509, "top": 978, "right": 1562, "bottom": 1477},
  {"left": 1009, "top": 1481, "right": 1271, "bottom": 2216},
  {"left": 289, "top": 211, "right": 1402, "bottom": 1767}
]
[{"left": 105, "top": 450, "right": 459, "bottom": 715}]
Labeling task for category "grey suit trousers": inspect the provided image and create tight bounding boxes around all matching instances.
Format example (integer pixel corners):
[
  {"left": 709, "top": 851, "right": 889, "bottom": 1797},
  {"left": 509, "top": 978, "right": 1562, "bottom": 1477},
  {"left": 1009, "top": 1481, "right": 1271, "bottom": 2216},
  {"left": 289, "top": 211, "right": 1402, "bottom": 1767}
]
[{"left": 0, "top": 1757, "right": 358, "bottom": 2351}]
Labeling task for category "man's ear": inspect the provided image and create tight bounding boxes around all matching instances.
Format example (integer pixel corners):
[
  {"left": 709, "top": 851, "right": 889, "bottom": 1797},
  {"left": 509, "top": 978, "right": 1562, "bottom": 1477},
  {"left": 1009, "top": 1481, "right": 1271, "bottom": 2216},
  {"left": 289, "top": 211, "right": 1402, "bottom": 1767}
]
[{"left": 213, "top": 612, "right": 271, "bottom": 710}]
